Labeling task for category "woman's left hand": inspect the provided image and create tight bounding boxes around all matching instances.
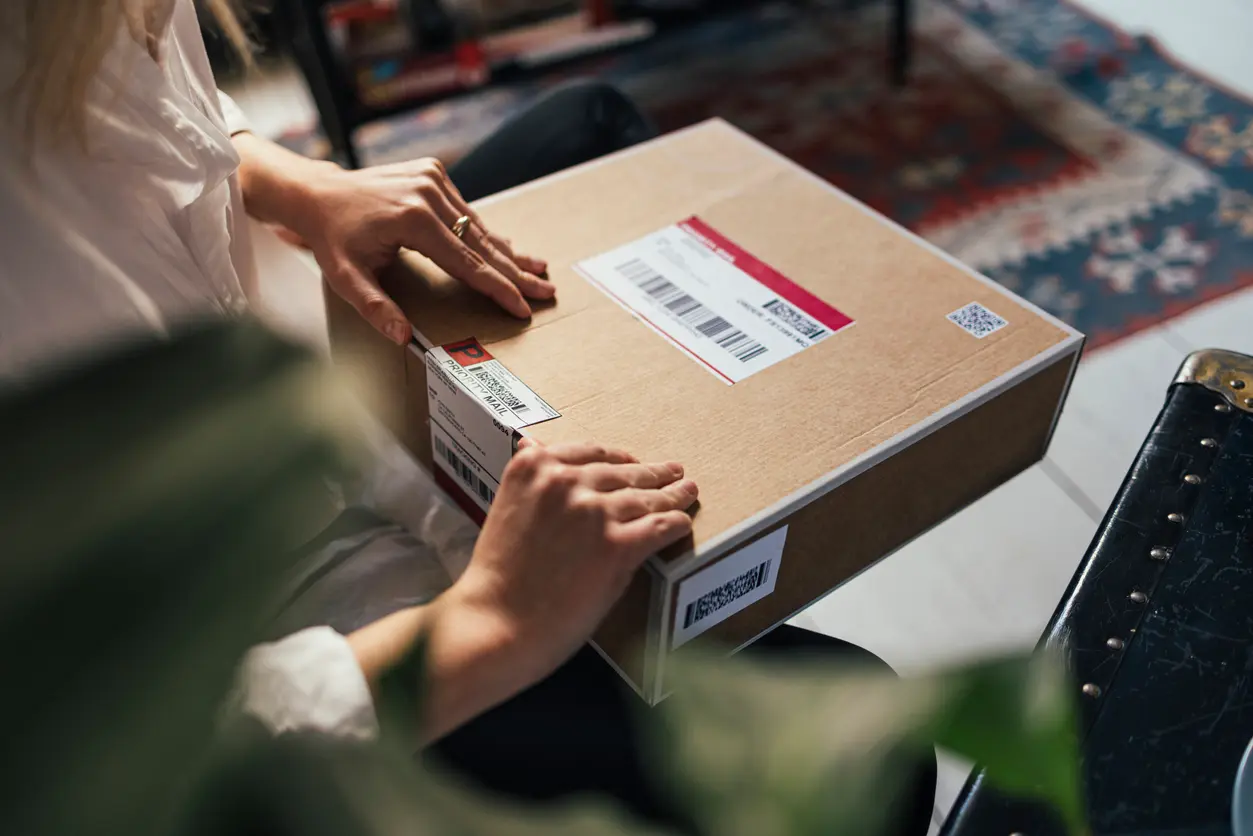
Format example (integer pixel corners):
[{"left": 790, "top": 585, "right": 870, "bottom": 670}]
[{"left": 236, "top": 137, "right": 552, "bottom": 345}]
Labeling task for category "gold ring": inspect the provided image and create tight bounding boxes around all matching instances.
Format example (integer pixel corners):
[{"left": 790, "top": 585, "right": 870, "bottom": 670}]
[{"left": 451, "top": 215, "right": 471, "bottom": 239}]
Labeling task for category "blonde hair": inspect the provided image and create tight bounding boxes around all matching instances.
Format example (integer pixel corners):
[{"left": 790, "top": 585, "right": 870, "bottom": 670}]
[{"left": 9, "top": 0, "right": 251, "bottom": 147}]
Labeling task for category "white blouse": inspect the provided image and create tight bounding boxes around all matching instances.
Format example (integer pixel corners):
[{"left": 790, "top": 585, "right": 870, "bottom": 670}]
[{"left": 0, "top": 0, "right": 377, "bottom": 738}]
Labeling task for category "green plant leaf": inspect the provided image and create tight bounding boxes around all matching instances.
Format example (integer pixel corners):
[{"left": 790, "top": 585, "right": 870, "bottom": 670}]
[
  {"left": 179, "top": 727, "right": 680, "bottom": 836},
  {"left": 649, "top": 650, "right": 1084, "bottom": 836},
  {"left": 375, "top": 632, "right": 429, "bottom": 748},
  {"left": 0, "top": 320, "right": 366, "bottom": 836}
]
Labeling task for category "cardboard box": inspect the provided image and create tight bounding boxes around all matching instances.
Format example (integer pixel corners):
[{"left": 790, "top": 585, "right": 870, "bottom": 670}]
[{"left": 327, "top": 120, "right": 1083, "bottom": 703}]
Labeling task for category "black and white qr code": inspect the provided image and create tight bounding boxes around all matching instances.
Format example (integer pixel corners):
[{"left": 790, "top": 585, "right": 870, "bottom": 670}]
[
  {"left": 682, "top": 559, "right": 773, "bottom": 629},
  {"left": 947, "top": 302, "right": 1008, "bottom": 339}
]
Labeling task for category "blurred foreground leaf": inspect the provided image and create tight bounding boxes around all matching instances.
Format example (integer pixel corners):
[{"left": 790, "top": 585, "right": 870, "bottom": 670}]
[
  {"left": 0, "top": 320, "right": 365, "bottom": 836},
  {"left": 653, "top": 651, "right": 1084, "bottom": 836},
  {"left": 180, "top": 722, "right": 677, "bottom": 836}
]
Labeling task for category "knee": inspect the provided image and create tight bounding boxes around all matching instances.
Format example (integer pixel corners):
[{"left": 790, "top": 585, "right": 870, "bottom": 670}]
[
  {"left": 547, "top": 80, "right": 655, "bottom": 145},
  {"left": 550, "top": 79, "right": 636, "bottom": 116}
]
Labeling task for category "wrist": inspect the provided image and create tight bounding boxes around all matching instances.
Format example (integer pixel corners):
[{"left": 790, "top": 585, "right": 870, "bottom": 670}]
[
  {"left": 232, "top": 132, "right": 341, "bottom": 238},
  {"left": 416, "top": 580, "right": 535, "bottom": 740}
]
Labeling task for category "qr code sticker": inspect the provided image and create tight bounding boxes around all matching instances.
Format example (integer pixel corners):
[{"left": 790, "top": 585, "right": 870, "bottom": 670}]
[{"left": 947, "top": 302, "right": 1008, "bottom": 339}]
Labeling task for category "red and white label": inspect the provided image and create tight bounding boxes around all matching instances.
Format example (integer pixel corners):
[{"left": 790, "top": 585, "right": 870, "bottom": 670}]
[
  {"left": 575, "top": 217, "right": 853, "bottom": 384},
  {"left": 425, "top": 339, "right": 559, "bottom": 522}
]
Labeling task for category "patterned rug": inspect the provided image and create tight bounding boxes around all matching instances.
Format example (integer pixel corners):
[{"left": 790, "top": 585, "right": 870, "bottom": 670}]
[{"left": 281, "top": 0, "right": 1253, "bottom": 349}]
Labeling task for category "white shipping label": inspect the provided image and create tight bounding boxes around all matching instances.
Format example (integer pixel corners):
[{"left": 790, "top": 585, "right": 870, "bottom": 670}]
[
  {"left": 575, "top": 217, "right": 853, "bottom": 384},
  {"left": 671, "top": 526, "right": 788, "bottom": 649},
  {"left": 425, "top": 339, "right": 560, "bottom": 516}
]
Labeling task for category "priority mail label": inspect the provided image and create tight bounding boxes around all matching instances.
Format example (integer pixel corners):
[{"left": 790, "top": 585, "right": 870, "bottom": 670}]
[
  {"left": 575, "top": 217, "right": 853, "bottom": 384},
  {"left": 426, "top": 339, "right": 559, "bottom": 519},
  {"left": 671, "top": 526, "right": 787, "bottom": 649}
]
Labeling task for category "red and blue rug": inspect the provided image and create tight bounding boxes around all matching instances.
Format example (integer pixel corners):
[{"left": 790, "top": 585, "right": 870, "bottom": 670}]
[{"left": 281, "top": 0, "right": 1253, "bottom": 349}]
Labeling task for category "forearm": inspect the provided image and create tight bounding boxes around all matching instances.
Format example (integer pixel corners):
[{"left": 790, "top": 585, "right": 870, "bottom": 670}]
[
  {"left": 346, "top": 585, "right": 531, "bottom": 744},
  {"left": 231, "top": 132, "right": 338, "bottom": 237}
]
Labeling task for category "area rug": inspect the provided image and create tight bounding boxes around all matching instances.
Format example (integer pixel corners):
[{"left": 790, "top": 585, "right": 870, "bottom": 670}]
[{"left": 279, "top": 0, "right": 1253, "bottom": 349}]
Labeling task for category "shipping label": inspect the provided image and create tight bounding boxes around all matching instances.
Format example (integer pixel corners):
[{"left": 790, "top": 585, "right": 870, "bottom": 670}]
[
  {"left": 426, "top": 339, "right": 560, "bottom": 517},
  {"left": 575, "top": 217, "right": 853, "bottom": 384},
  {"left": 671, "top": 526, "right": 787, "bottom": 649}
]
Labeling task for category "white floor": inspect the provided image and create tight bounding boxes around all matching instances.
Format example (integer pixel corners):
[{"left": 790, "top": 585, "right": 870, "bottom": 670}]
[{"left": 229, "top": 1, "right": 1253, "bottom": 832}]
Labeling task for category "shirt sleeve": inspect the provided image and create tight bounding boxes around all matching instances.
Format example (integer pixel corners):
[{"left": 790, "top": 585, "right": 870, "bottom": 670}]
[
  {"left": 217, "top": 90, "right": 253, "bottom": 136},
  {"left": 230, "top": 626, "right": 379, "bottom": 740}
]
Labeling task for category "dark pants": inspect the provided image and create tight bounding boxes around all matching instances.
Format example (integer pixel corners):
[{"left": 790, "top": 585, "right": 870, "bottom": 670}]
[
  {"left": 429, "top": 625, "right": 938, "bottom": 836},
  {"left": 447, "top": 80, "right": 659, "bottom": 203},
  {"left": 427, "top": 81, "right": 933, "bottom": 834}
]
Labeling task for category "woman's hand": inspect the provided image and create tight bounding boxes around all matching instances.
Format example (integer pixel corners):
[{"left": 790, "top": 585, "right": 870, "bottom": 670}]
[
  {"left": 233, "top": 135, "right": 552, "bottom": 345},
  {"left": 349, "top": 440, "right": 697, "bottom": 741},
  {"left": 453, "top": 439, "right": 698, "bottom": 682}
]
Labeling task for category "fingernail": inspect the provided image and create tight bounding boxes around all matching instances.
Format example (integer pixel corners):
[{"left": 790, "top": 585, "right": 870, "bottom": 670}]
[
  {"left": 386, "top": 321, "right": 409, "bottom": 345},
  {"left": 514, "top": 301, "right": 533, "bottom": 319},
  {"left": 679, "top": 479, "right": 698, "bottom": 496},
  {"left": 532, "top": 280, "right": 556, "bottom": 298},
  {"left": 667, "top": 462, "right": 684, "bottom": 477}
]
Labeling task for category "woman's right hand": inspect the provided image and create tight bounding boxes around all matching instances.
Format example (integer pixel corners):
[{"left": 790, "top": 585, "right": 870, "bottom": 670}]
[
  {"left": 349, "top": 440, "right": 697, "bottom": 742},
  {"left": 449, "top": 440, "right": 698, "bottom": 688}
]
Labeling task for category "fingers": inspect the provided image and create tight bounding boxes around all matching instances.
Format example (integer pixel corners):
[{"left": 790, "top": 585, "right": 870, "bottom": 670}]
[
  {"left": 543, "top": 442, "right": 639, "bottom": 465},
  {"left": 414, "top": 220, "right": 534, "bottom": 319},
  {"left": 512, "top": 250, "right": 549, "bottom": 278},
  {"left": 323, "top": 255, "right": 409, "bottom": 345},
  {"left": 468, "top": 226, "right": 555, "bottom": 302},
  {"left": 582, "top": 461, "right": 684, "bottom": 491},
  {"left": 613, "top": 511, "right": 694, "bottom": 563},
  {"left": 605, "top": 480, "right": 699, "bottom": 522},
  {"left": 439, "top": 171, "right": 551, "bottom": 294}
]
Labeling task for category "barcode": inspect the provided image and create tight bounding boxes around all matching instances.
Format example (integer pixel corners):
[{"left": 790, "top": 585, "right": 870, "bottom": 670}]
[
  {"left": 434, "top": 434, "right": 496, "bottom": 504},
  {"left": 470, "top": 365, "right": 529, "bottom": 415},
  {"left": 617, "top": 259, "right": 769, "bottom": 363},
  {"left": 763, "top": 298, "right": 828, "bottom": 341},
  {"left": 683, "top": 559, "right": 773, "bottom": 629},
  {"left": 947, "top": 302, "right": 1008, "bottom": 339}
]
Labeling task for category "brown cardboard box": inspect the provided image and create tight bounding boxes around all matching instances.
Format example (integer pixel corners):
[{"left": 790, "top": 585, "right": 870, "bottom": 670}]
[{"left": 327, "top": 119, "right": 1083, "bottom": 703}]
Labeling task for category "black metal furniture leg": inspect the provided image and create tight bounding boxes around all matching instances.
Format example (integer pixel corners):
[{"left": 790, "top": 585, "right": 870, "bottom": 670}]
[
  {"left": 890, "top": 0, "right": 912, "bottom": 87},
  {"left": 280, "top": 0, "right": 361, "bottom": 168}
]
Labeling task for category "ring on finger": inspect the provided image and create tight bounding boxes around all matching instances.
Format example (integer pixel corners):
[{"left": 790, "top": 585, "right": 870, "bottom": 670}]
[{"left": 451, "top": 215, "right": 472, "bottom": 240}]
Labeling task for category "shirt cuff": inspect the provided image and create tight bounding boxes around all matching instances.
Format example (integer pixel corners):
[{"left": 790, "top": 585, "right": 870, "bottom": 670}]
[
  {"left": 217, "top": 90, "right": 252, "bottom": 136},
  {"left": 233, "top": 626, "right": 378, "bottom": 740}
]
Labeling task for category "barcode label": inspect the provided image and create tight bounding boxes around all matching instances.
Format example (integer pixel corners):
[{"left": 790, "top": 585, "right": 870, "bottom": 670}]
[
  {"left": 425, "top": 341, "right": 553, "bottom": 522},
  {"left": 671, "top": 525, "right": 787, "bottom": 649},
  {"left": 576, "top": 219, "right": 852, "bottom": 385},
  {"left": 471, "top": 365, "right": 529, "bottom": 415},
  {"left": 947, "top": 302, "right": 1008, "bottom": 339},
  {"left": 683, "top": 559, "right": 772, "bottom": 629},
  {"left": 617, "top": 259, "right": 769, "bottom": 363},
  {"left": 763, "top": 298, "right": 828, "bottom": 341},
  {"left": 434, "top": 431, "right": 496, "bottom": 506}
]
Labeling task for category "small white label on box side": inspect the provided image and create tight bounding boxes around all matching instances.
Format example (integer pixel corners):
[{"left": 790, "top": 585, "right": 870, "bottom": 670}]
[
  {"left": 426, "top": 339, "right": 560, "bottom": 516},
  {"left": 671, "top": 526, "right": 787, "bottom": 649},
  {"left": 947, "top": 302, "right": 1008, "bottom": 339},
  {"left": 575, "top": 217, "right": 853, "bottom": 385}
]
